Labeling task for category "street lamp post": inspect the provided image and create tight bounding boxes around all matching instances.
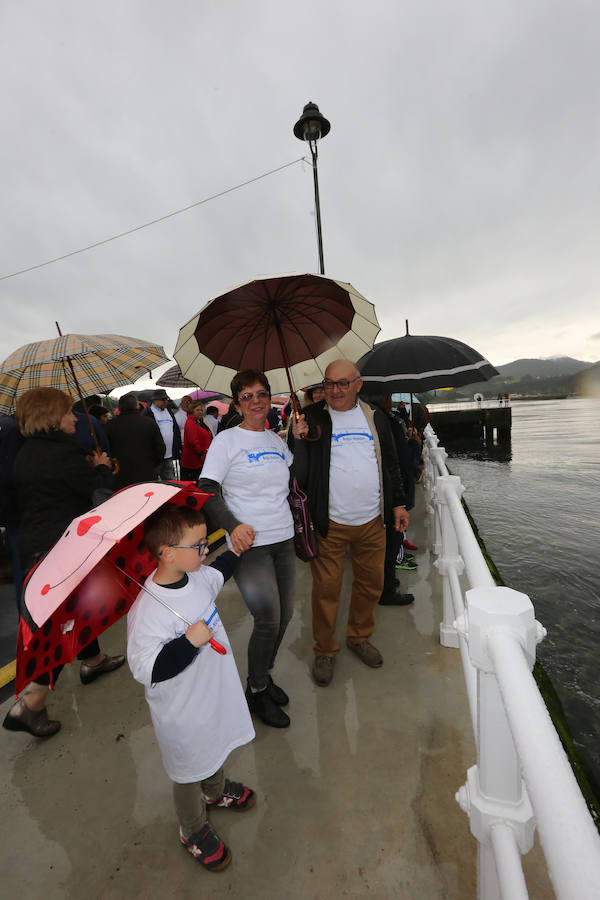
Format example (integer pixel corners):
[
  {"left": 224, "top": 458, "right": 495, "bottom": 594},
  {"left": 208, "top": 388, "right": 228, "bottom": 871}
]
[{"left": 293, "top": 101, "right": 330, "bottom": 275}]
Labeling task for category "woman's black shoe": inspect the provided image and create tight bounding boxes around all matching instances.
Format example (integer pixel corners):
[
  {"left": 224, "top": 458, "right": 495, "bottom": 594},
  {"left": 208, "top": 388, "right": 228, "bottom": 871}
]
[
  {"left": 245, "top": 685, "right": 290, "bottom": 728},
  {"left": 266, "top": 675, "right": 289, "bottom": 706}
]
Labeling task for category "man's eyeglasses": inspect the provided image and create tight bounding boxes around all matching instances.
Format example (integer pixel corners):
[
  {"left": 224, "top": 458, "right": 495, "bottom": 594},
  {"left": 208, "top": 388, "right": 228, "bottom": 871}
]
[
  {"left": 238, "top": 390, "right": 270, "bottom": 402},
  {"left": 322, "top": 376, "right": 360, "bottom": 392},
  {"left": 169, "top": 540, "right": 210, "bottom": 555}
]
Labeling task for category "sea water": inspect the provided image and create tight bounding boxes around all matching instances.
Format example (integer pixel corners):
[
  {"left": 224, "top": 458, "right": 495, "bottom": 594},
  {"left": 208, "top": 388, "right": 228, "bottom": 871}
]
[{"left": 439, "top": 398, "right": 600, "bottom": 778}]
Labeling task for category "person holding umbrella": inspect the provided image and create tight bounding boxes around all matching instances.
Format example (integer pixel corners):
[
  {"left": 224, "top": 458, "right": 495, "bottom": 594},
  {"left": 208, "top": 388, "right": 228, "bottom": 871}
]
[
  {"left": 2, "top": 388, "right": 126, "bottom": 738},
  {"left": 198, "top": 370, "right": 296, "bottom": 729},
  {"left": 289, "top": 359, "right": 410, "bottom": 686}
]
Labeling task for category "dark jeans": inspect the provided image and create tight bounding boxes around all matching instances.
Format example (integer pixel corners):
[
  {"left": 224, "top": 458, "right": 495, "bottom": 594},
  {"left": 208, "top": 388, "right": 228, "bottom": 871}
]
[
  {"left": 382, "top": 526, "right": 403, "bottom": 600},
  {"left": 234, "top": 538, "right": 296, "bottom": 692}
]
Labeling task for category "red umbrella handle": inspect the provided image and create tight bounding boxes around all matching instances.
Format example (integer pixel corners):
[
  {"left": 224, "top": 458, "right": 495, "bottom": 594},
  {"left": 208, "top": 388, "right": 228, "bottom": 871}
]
[{"left": 209, "top": 638, "right": 227, "bottom": 655}]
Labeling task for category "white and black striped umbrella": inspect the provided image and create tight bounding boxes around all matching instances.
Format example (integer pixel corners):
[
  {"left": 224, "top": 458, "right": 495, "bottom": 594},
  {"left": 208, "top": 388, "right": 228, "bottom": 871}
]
[{"left": 358, "top": 332, "right": 498, "bottom": 394}]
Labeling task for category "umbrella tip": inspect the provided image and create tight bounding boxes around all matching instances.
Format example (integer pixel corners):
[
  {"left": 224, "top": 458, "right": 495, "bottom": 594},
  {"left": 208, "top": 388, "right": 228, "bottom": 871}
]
[{"left": 405, "top": 319, "right": 409, "bottom": 336}]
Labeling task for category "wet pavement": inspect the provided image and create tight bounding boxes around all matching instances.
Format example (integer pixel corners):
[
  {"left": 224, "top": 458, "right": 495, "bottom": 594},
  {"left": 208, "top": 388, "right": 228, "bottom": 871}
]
[{"left": 0, "top": 491, "right": 554, "bottom": 899}]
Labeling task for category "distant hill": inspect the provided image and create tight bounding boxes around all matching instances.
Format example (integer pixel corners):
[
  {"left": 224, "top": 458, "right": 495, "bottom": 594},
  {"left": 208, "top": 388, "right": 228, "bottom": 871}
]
[{"left": 496, "top": 357, "right": 592, "bottom": 379}]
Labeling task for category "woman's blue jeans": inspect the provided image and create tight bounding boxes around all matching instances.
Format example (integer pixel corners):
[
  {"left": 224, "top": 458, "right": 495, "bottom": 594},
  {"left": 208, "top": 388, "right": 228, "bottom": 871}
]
[{"left": 234, "top": 538, "right": 296, "bottom": 692}]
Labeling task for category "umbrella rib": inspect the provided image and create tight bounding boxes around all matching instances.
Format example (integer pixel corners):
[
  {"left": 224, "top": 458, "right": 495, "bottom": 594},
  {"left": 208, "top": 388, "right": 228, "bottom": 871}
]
[{"left": 112, "top": 565, "right": 192, "bottom": 627}]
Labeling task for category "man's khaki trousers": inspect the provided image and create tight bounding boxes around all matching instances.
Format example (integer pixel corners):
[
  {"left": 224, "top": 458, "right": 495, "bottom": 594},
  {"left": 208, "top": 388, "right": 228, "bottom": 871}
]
[{"left": 310, "top": 516, "right": 386, "bottom": 656}]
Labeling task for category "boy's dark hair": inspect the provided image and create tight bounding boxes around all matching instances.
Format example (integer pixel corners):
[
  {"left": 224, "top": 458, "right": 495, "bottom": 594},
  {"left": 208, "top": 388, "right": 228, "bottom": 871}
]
[
  {"left": 205, "top": 405, "right": 219, "bottom": 416},
  {"left": 144, "top": 505, "right": 207, "bottom": 558},
  {"left": 230, "top": 369, "right": 271, "bottom": 403}
]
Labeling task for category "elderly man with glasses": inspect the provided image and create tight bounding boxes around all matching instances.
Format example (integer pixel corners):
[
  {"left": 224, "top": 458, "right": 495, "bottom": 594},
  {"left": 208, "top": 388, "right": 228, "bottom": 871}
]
[{"left": 289, "top": 359, "right": 410, "bottom": 686}]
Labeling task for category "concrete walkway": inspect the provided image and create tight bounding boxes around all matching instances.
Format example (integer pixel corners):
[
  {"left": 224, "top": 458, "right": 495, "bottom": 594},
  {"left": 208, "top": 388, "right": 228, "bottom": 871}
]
[{"left": 0, "top": 490, "right": 554, "bottom": 899}]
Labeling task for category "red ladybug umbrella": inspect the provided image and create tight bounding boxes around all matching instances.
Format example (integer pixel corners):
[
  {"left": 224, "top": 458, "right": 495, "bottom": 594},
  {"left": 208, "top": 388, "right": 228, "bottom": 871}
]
[{"left": 16, "top": 481, "right": 215, "bottom": 693}]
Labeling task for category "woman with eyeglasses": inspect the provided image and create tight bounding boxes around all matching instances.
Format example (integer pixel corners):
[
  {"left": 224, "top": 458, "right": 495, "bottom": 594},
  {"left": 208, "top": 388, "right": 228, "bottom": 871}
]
[{"left": 198, "top": 370, "right": 297, "bottom": 728}]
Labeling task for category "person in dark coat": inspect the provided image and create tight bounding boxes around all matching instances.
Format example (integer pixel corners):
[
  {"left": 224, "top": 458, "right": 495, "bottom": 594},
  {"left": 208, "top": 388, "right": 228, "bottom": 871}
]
[
  {"left": 105, "top": 393, "right": 166, "bottom": 489},
  {"left": 289, "top": 360, "right": 410, "bottom": 687},
  {"left": 0, "top": 413, "right": 24, "bottom": 611},
  {"left": 2, "top": 388, "right": 125, "bottom": 740}
]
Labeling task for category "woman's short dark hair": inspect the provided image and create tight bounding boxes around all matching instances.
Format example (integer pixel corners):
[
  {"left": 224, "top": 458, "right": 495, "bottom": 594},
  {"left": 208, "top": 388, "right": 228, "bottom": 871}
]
[
  {"left": 144, "top": 505, "right": 207, "bottom": 558},
  {"left": 230, "top": 370, "right": 271, "bottom": 404}
]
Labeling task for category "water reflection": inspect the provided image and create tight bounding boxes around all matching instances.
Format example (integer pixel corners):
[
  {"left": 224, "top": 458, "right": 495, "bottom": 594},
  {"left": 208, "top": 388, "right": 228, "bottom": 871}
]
[{"left": 443, "top": 437, "right": 512, "bottom": 463}]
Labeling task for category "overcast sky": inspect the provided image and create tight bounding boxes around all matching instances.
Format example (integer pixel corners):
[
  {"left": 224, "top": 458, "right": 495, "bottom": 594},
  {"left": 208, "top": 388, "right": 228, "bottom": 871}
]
[{"left": 2, "top": 0, "right": 599, "bottom": 382}]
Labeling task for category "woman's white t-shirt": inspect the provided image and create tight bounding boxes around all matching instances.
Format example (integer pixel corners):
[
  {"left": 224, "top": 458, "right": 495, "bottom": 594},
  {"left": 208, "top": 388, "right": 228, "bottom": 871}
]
[
  {"left": 127, "top": 566, "right": 255, "bottom": 783},
  {"left": 201, "top": 426, "right": 294, "bottom": 547}
]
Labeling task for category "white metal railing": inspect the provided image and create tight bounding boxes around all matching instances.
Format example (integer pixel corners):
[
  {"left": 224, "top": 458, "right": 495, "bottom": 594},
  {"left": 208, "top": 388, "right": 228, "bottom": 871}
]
[
  {"left": 422, "top": 423, "right": 600, "bottom": 900},
  {"left": 427, "top": 399, "right": 511, "bottom": 413}
]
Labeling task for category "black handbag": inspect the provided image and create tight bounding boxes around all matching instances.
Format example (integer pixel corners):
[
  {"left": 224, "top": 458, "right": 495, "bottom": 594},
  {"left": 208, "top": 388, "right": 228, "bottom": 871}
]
[{"left": 288, "top": 477, "right": 318, "bottom": 562}]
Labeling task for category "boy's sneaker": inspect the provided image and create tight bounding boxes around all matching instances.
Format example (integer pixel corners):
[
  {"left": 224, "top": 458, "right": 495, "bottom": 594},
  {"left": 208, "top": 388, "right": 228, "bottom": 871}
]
[
  {"left": 205, "top": 778, "right": 256, "bottom": 811},
  {"left": 395, "top": 555, "right": 418, "bottom": 571},
  {"left": 179, "top": 823, "right": 232, "bottom": 872}
]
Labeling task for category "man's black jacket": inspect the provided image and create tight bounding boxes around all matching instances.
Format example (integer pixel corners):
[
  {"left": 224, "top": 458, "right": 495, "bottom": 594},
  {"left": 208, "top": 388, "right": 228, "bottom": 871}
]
[{"left": 288, "top": 399, "right": 407, "bottom": 539}]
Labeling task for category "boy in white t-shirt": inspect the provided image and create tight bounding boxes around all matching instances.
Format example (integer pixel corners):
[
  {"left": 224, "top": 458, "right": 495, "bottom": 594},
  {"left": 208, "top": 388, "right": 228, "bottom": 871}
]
[{"left": 127, "top": 505, "right": 255, "bottom": 872}]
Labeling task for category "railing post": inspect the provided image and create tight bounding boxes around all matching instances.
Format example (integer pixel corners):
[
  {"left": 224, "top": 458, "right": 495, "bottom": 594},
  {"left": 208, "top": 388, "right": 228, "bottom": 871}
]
[
  {"left": 456, "top": 586, "right": 537, "bottom": 900},
  {"left": 434, "top": 475, "right": 464, "bottom": 648},
  {"left": 429, "top": 446, "right": 448, "bottom": 555}
]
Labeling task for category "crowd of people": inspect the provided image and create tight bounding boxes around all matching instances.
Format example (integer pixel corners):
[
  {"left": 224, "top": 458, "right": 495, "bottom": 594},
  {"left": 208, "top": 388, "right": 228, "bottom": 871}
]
[{"left": 0, "top": 361, "right": 428, "bottom": 872}]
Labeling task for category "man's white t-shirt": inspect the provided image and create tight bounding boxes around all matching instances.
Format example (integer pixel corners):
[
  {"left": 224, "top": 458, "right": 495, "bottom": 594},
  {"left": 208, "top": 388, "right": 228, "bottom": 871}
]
[
  {"left": 150, "top": 404, "right": 174, "bottom": 458},
  {"left": 328, "top": 405, "right": 380, "bottom": 526},
  {"left": 174, "top": 407, "right": 187, "bottom": 442},
  {"left": 201, "top": 426, "right": 294, "bottom": 547},
  {"left": 127, "top": 566, "right": 255, "bottom": 783}
]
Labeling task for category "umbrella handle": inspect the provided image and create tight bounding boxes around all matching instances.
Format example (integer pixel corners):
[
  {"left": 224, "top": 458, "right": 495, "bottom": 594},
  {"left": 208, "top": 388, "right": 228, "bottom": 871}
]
[{"left": 112, "top": 564, "right": 227, "bottom": 655}]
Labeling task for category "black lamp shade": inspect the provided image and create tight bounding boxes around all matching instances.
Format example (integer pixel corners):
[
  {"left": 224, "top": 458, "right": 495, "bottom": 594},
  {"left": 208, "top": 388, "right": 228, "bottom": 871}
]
[{"left": 293, "top": 101, "right": 331, "bottom": 142}]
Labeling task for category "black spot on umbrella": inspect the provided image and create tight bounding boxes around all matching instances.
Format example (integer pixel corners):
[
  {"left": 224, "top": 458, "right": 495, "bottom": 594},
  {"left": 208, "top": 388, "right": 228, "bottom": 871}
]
[
  {"left": 115, "top": 597, "right": 127, "bottom": 615},
  {"left": 124, "top": 577, "right": 131, "bottom": 588},
  {"left": 135, "top": 562, "right": 142, "bottom": 573},
  {"left": 43, "top": 656, "right": 50, "bottom": 667},
  {"left": 83, "top": 609, "right": 91, "bottom": 622},
  {"left": 25, "top": 658, "right": 37, "bottom": 679},
  {"left": 42, "top": 619, "right": 53, "bottom": 636},
  {"left": 99, "top": 604, "right": 107, "bottom": 615},
  {"left": 54, "top": 645, "right": 63, "bottom": 662},
  {"left": 186, "top": 496, "right": 198, "bottom": 508},
  {"left": 79, "top": 625, "right": 92, "bottom": 646},
  {"left": 33, "top": 638, "right": 40, "bottom": 652},
  {"left": 44, "top": 641, "right": 50, "bottom": 652},
  {"left": 137, "top": 541, "right": 146, "bottom": 554},
  {"left": 65, "top": 594, "right": 78, "bottom": 613},
  {"left": 115, "top": 556, "right": 126, "bottom": 569},
  {"left": 127, "top": 531, "right": 134, "bottom": 541},
  {"left": 101, "top": 616, "right": 109, "bottom": 627}
]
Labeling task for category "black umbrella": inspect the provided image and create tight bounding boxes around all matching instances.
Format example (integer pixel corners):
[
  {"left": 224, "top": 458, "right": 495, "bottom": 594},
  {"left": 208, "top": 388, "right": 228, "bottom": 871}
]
[{"left": 357, "top": 322, "right": 498, "bottom": 394}]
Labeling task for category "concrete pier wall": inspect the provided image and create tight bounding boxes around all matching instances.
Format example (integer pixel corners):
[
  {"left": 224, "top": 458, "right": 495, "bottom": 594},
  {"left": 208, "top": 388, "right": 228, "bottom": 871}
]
[{"left": 429, "top": 406, "right": 512, "bottom": 444}]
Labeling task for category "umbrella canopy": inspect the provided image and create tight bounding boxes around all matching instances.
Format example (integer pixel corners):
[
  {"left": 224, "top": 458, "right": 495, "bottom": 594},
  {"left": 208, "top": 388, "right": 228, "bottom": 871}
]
[
  {"left": 16, "top": 481, "right": 211, "bottom": 692},
  {"left": 358, "top": 333, "right": 498, "bottom": 394},
  {"left": 187, "top": 388, "right": 229, "bottom": 402},
  {"left": 156, "top": 363, "right": 199, "bottom": 389},
  {"left": 0, "top": 333, "right": 169, "bottom": 414},
  {"left": 174, "top": 273, "right": 380, "bottom": 396}
]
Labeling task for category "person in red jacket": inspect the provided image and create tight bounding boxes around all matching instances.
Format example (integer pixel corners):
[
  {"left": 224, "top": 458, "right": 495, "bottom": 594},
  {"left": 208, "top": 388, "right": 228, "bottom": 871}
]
[{"left": 181, "top": 401, "right": 213, "bottom": 481}]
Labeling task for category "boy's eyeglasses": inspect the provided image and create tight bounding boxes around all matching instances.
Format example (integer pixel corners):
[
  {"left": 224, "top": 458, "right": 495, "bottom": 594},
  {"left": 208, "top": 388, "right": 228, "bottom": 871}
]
[
  {"left": 322, "top": 376, "right": 360, "bottom": 391},
  {"left": 238, "top": 390, "right": 270, "bottom": 402},
  {"left": 169, "top": 541, "right": 210, "bottom": 555}
]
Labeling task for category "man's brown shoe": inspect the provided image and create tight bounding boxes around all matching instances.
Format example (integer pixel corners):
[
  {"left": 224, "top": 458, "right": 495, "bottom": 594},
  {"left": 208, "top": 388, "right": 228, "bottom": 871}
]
[
  {"left": 347, "top": 640, "right": 383, "bottom": 668},
  {"left": 312, "top": 655, "right": 335, "bottom": 687}
]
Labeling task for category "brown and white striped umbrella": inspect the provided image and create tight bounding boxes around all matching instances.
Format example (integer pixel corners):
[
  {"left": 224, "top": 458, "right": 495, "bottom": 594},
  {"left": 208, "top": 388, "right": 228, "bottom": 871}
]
[
  {"left": 174, "top": 273, "right": 381, "bottom": 396},
  {"left": 0, "top": 333, "right": 169, "bottom": 414}
]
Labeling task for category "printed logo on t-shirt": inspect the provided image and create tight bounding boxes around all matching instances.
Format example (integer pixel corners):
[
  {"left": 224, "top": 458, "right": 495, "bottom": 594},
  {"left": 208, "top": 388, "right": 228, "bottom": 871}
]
[
  {"left": 243, "top": 447, "right": 287, "bottom": 465},
  {"left": 331, "top": 428, "right": 374, "bottom": 444}
]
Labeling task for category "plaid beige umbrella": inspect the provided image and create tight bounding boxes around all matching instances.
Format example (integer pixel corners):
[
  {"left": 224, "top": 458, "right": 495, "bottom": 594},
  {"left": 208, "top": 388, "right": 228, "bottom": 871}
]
[{"left": 0, "top": 333, "right": 169, "bottom": 414}]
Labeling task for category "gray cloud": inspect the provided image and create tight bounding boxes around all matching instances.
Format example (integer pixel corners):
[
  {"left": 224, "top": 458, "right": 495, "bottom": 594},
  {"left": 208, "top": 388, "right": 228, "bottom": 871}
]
[{"left": 1, "top": 0, "right": 599, "bottom": 375}]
